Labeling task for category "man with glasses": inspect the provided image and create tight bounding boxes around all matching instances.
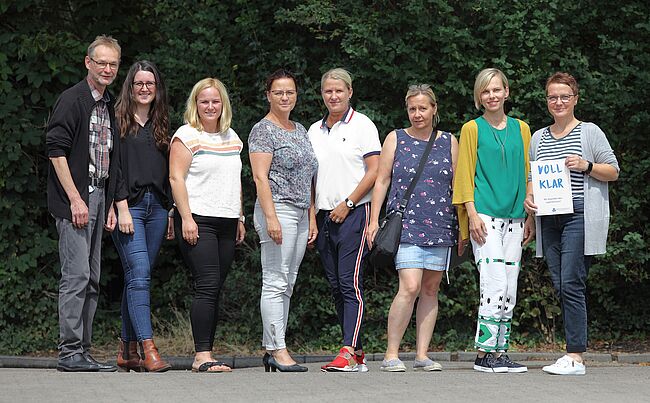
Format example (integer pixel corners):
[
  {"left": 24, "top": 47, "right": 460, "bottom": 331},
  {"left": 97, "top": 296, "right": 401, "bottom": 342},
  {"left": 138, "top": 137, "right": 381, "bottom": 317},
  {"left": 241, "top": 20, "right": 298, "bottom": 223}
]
[{"left": 46, "top": 35, "right": 122, "bottom": 372}]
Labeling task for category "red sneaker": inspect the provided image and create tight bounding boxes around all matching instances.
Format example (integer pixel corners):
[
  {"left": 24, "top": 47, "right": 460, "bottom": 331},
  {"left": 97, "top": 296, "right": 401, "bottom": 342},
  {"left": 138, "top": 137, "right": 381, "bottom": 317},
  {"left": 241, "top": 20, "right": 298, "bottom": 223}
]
[
  {"left": 355, "top": 351, "right": 368, "bottom": 372},
  {"left": 321, "top": 347, "right": 359, "bottom": 372}
]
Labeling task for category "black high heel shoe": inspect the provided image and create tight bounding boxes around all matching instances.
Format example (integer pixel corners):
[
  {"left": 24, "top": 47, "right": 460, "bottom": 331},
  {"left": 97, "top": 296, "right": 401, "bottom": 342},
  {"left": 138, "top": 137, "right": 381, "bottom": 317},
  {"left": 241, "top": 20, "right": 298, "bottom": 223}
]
[
  {"left": 263, "top": 352, "right": 271, "bottom": 372},
  {"left": 267, "top": 356, "right": 308, "bottom": 372}
]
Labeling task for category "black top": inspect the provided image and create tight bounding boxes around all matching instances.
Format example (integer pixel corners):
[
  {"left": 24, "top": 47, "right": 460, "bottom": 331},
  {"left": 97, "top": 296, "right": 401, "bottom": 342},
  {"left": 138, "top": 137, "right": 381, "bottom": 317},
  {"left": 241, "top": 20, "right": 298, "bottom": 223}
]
[
  {"left": 115, "top": 120, "right": 171, "bottom": 209},
  {"left": 46, "top": 79, "right": 120, "bottom": 220}
]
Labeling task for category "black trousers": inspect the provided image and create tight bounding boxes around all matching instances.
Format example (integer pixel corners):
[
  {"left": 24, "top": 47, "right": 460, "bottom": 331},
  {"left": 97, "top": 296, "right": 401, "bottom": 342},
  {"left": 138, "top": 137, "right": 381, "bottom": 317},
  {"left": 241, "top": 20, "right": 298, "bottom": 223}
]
[{"left": 175, "top": 212, "right": 237, "bottom": 352}]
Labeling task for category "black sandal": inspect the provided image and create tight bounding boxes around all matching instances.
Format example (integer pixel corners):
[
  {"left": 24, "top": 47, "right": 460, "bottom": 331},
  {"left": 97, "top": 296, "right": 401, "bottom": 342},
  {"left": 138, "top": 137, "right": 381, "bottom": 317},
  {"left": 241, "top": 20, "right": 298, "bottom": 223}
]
[{"left": 192, "top": 361, "right": 232, "bottom": 373}]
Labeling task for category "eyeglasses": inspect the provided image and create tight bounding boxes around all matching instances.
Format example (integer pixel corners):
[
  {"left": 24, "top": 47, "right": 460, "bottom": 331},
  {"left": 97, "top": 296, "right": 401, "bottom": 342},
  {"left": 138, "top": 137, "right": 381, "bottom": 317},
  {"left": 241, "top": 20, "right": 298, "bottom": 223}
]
[
  {"left": 546, "top": 94, "right": 575, "bottom": 103},
  {"left": 270, "top": 90, "right": 297, "bottom": 97},
  {"left": 133, "top": 81, "right": 157, "bottom": 89},
  {"left": 90, "top": 57, "right": 119, "bottom": 70}
]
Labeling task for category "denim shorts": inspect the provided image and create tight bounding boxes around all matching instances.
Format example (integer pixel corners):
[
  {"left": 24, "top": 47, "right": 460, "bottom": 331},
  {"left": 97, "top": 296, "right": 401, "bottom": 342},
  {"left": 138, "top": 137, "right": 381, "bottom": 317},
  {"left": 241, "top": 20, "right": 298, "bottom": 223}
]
[{"left": 395, "top": 243, "right": 449, "bottom": 271}]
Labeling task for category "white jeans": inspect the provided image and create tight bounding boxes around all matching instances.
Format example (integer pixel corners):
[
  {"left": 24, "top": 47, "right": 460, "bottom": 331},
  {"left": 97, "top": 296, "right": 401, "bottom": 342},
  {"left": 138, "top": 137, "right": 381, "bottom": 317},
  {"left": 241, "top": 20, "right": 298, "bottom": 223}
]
[
  {"left": 471, "top": 214, "right": 524, "bottom": 352},
  {"left": 254, "top": 201, "right": 309, "bottom": 350}
]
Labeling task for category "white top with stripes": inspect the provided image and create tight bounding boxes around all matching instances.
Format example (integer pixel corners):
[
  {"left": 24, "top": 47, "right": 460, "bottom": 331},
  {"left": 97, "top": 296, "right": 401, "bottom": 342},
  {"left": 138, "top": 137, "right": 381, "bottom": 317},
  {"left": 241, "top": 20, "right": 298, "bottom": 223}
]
[{"left": 534, "top": 123, "right": 584, "bottom": 198}]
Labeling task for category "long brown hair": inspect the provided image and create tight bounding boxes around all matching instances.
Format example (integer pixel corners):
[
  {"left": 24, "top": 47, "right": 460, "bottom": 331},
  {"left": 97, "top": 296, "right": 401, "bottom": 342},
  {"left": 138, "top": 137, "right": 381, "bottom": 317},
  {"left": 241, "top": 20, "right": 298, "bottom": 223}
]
[{"left": 115, "top": 60, "right": 170, "bottom": 150}]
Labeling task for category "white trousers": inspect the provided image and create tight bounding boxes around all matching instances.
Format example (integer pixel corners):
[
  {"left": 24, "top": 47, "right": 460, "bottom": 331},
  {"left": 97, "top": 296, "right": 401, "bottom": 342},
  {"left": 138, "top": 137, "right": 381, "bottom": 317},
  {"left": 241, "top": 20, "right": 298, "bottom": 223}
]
[
  {"left": 254, "top": 201, "right": 309, "bottom": 351},
  {"left": 471, "top": 214, "right": 524, "bottom": 352}
]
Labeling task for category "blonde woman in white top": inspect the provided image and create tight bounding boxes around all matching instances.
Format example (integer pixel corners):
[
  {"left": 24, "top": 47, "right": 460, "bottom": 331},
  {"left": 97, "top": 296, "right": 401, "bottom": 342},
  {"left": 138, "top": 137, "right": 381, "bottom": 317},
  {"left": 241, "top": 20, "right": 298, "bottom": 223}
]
[{"left": 169, "top": 78, "right": 245, "bottom": 373}]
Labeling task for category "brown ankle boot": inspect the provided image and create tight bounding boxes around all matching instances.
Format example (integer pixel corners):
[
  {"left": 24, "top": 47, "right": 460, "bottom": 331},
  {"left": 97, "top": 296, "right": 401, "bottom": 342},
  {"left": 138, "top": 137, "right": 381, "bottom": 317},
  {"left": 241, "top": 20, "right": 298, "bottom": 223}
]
[
  {"left": 116, "top": 340, "right": 143, "bottom": 372},
  {"left": 141, "top": 339, "right": 171, "bottom": 372}
]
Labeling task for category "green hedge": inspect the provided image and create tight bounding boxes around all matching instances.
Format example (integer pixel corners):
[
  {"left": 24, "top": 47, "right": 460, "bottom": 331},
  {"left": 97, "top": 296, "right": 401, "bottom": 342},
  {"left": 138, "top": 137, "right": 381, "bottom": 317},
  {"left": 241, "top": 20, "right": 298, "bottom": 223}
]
[{"left": 1, "top": 0, "right": 648, "bottom": 354}]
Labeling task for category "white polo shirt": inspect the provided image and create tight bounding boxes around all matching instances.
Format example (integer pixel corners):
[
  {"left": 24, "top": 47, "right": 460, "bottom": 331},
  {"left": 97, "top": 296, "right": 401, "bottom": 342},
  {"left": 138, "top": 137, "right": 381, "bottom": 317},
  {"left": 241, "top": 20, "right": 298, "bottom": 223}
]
[{"left": 308, "top": 107, "right": 381, "bottom": 211}]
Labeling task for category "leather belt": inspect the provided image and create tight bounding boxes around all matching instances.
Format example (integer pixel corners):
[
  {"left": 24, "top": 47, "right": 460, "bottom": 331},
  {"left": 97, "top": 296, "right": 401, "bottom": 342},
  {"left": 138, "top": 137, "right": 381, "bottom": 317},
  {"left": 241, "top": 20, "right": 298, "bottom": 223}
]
[{"left": 89, "top": 177, "right": 106, "bottom": 188}]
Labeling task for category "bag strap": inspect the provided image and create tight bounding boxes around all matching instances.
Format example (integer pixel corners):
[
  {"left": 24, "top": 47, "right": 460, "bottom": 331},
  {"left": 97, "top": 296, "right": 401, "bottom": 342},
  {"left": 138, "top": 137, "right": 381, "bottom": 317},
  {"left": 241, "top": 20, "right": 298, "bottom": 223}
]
[{"left": 397, "top": 129, "right": 436, "bottom": 213}]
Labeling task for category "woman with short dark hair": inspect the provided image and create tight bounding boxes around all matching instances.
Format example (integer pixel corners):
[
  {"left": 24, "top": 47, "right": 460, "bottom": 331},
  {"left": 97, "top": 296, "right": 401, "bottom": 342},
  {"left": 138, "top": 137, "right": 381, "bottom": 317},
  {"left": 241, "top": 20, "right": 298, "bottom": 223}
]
[
  {"left": 250, "top": 69, "right": 317, "bottom": 372},
  {"left": 525, "top": 72, "right": 619, "bottom": 375}
]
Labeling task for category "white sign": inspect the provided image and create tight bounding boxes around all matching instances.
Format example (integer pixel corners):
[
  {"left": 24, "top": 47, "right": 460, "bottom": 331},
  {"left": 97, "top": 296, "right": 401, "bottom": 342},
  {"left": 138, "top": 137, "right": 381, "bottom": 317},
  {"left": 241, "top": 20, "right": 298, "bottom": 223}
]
[{"left": 530, "top": 159, "right": 574, "bottom": 216}]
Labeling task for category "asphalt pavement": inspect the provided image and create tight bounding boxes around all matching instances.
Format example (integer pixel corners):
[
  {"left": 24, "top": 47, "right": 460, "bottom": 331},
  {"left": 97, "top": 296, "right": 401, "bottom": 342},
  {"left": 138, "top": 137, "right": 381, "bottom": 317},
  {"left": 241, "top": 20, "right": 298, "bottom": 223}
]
[{"left": 1, "top": 354, "right": 649, "bottom": 402}]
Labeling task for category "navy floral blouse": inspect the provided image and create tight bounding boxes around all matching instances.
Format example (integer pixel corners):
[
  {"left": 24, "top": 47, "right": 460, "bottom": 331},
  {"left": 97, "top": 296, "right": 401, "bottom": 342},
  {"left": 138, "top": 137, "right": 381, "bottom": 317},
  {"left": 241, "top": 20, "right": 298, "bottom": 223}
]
[{"left": 386, "top": 129, "right": 457, "bottom": 247}]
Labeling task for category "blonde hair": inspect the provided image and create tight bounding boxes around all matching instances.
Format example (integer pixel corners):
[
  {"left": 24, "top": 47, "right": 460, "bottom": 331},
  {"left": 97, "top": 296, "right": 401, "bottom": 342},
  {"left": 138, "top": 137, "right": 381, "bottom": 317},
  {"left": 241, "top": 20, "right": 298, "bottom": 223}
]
[
  {"left": 87, "top": 35, "right": 121, "bottom": 59},
  {"left": 321, "top": 67, "right": 353, "bottom": 90},
  {"left": 405, "top": 84, "right": 440, "bottom": 127},
  {"left": 184, "top": 78, "right": 232, "bottom": 133},
  {"left": 473, "top": 68, "right": 509, "bottom": 110}
]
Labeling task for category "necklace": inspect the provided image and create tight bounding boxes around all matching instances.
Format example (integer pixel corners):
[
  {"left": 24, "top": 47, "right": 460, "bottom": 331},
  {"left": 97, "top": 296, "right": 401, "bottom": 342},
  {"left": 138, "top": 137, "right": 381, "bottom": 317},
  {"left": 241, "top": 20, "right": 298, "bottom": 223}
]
[{"left": 485, "top": 116, "right": 509, "bottom": 163}]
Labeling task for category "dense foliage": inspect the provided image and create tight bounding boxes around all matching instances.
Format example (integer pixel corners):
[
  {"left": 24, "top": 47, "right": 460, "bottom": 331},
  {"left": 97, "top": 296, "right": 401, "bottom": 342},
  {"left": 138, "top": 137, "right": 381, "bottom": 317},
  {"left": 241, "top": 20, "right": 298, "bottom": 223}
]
[{"left": 1, "top": 0, "right": 648, "bottom": 354}]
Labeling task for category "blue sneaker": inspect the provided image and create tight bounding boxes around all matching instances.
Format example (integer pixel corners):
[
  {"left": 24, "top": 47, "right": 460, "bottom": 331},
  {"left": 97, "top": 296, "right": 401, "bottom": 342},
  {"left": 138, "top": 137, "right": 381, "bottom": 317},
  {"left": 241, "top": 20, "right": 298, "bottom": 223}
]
[
  {"left": 497, "top": 354, "right": 527, "bottom": 373},
  {"left": 473, "top": 353, "right": 508, "bottom": 373}
]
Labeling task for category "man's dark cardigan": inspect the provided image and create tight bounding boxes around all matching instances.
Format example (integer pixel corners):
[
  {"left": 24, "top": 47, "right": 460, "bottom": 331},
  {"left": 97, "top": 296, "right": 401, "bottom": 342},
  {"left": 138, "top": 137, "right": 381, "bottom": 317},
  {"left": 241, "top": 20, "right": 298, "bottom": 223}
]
[{"left": 46, "top": 79, "right": 120, "bottom": 220}]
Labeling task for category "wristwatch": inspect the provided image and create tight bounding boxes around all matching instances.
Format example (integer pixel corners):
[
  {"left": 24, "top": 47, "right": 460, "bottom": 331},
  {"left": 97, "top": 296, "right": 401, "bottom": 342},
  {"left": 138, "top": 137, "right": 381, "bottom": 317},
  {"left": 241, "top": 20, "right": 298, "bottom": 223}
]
[
  {"left": 345, "top": 198, "right": 355, "bottom": 209},
  {"left": 239, "top": 215, "right": 246, "bottom": 224},
  {"left": 584, "top": 161, "right": 593, "bottom": 175}
]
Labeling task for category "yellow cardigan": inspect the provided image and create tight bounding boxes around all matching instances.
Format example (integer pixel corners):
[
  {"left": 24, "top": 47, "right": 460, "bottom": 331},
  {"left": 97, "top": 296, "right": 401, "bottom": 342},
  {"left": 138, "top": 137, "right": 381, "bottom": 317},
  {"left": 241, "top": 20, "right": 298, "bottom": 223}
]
[{"left": 452, "top": 118, "right": 531, "bottom": 241}]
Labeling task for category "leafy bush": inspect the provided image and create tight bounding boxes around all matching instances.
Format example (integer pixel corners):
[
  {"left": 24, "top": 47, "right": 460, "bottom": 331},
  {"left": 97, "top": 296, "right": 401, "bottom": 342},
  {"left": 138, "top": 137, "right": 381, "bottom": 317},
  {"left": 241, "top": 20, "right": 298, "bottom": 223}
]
[{"left": 1, "top": 0, "right": 648, "bottom": 355}]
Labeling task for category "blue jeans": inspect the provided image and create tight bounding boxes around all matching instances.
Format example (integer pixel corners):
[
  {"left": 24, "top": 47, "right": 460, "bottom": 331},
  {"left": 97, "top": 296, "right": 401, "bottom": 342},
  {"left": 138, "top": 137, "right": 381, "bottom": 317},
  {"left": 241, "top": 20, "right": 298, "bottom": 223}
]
[
  {"left": 112, "top": 191, "right": 168, "bottom": 341},
  {"left": 541, "top": 198, "right": 592, "bottom": 353}
]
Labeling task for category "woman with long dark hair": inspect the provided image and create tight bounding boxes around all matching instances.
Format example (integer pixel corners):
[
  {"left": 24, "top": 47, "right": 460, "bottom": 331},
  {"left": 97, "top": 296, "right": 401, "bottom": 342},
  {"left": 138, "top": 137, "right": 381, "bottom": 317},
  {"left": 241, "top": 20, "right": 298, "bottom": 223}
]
[{"left": 112, "top": 60, "right": 172, "bottom": 372}]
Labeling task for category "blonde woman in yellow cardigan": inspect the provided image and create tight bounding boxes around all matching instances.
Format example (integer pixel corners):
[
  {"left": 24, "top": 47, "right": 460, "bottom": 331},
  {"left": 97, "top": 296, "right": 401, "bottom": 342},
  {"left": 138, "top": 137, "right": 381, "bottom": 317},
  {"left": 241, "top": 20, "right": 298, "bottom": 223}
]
[{"left": 452, "top": 68, "right": 534, "bottom": 373}]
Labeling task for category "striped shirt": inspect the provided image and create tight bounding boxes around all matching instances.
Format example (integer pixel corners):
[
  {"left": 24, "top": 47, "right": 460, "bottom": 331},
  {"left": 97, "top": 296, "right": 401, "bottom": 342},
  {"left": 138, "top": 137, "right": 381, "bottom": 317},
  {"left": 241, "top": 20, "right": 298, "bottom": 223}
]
[
  {"left": 534, "top": 123, "right": 584, "bottom": 198},
  {"left": 171, "top": 124, "right": 243, "bottom": 217}
]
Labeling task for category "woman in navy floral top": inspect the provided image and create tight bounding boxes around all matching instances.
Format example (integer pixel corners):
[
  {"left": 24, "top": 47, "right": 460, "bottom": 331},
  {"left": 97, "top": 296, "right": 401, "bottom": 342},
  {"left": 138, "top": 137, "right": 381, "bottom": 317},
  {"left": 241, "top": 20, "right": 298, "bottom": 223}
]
[{"left": 368, "top": 84, "right": 458, "bottom": 372}]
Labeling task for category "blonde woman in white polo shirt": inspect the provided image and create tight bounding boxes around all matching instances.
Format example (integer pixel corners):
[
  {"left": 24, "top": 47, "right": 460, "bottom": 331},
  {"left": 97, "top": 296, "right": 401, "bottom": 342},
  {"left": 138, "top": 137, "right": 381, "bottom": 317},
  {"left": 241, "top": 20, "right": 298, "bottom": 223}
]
[
  {"left": 169, "top": 78, "right": 245, "bottom": 373},
  {"left": 308, "top": 68, "right": 381, "bottom": 372}
]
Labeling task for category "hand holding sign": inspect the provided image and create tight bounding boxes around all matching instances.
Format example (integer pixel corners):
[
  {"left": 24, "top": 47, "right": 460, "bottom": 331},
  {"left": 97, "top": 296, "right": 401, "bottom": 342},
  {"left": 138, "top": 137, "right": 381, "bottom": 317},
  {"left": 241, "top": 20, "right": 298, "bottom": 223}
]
[{"left": 530, "top": 158, "right": 574, "bottom": 216}]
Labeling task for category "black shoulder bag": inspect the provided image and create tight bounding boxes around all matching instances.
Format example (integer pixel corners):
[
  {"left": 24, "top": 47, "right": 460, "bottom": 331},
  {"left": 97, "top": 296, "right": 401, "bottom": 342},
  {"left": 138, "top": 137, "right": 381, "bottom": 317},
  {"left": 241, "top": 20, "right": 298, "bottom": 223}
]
[{"left": 366, "top": 129, "right": 436, "bottom": 270}]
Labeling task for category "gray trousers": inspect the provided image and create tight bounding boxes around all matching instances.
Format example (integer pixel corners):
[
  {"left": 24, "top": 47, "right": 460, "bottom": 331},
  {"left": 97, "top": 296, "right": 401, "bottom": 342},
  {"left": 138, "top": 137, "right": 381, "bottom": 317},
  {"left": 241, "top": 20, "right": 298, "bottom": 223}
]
[
  {"left": 254, "top": 201, "right": 309, "bottom": 351},
  {"left": 56, "top": 189, "right": 105, "bottom": 359}
]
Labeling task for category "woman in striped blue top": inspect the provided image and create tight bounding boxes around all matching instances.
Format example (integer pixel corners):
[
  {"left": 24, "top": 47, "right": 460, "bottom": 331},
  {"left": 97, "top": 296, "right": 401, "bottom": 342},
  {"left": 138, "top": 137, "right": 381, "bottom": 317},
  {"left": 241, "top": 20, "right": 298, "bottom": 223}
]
[{"left": 525, "top": 72, "right": 619, "bottom": 375}]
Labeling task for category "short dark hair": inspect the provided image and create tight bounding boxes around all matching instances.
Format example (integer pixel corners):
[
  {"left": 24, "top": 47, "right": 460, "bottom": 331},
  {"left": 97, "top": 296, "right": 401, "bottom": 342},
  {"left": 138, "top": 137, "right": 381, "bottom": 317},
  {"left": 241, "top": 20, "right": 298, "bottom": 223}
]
[
  {"left": 546, "top": 72, "right": 579, "bottom": 96},
  {"left": 265, "top": 69, "right": 298, "bottom": 92}
]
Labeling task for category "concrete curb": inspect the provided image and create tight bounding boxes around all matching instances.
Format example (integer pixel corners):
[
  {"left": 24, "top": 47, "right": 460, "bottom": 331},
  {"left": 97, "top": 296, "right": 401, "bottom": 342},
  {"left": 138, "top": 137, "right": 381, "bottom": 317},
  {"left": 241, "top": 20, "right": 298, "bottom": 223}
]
[
  {"left": 3, "top": 351, "right": 647, "bottom": 370},
  {"left": 615, "top": 353, "right": 650, "bottom": 364}
]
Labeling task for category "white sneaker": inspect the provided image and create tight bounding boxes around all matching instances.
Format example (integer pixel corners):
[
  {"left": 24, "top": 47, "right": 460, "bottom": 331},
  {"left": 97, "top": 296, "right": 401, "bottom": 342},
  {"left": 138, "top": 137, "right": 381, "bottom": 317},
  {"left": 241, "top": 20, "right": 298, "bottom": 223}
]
[{"left": 542, "top": 355, "right": 586, "bottom": 375}]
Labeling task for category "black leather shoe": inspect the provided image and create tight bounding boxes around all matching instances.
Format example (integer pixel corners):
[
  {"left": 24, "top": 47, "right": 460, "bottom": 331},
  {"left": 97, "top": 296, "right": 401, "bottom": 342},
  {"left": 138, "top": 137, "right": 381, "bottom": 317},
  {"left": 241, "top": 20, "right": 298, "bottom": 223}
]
[
  {"left": 268, "top": 356, "right": 308, "bottom": 372},
  {"left": 57, "top": 353, "right": 101, "bottom": 372},
  {"left": 83, "top": 352, "right": 118, "bottom": 372},
  {"left": 263, "top": 352, "right": 271, "bottom": 372}
]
